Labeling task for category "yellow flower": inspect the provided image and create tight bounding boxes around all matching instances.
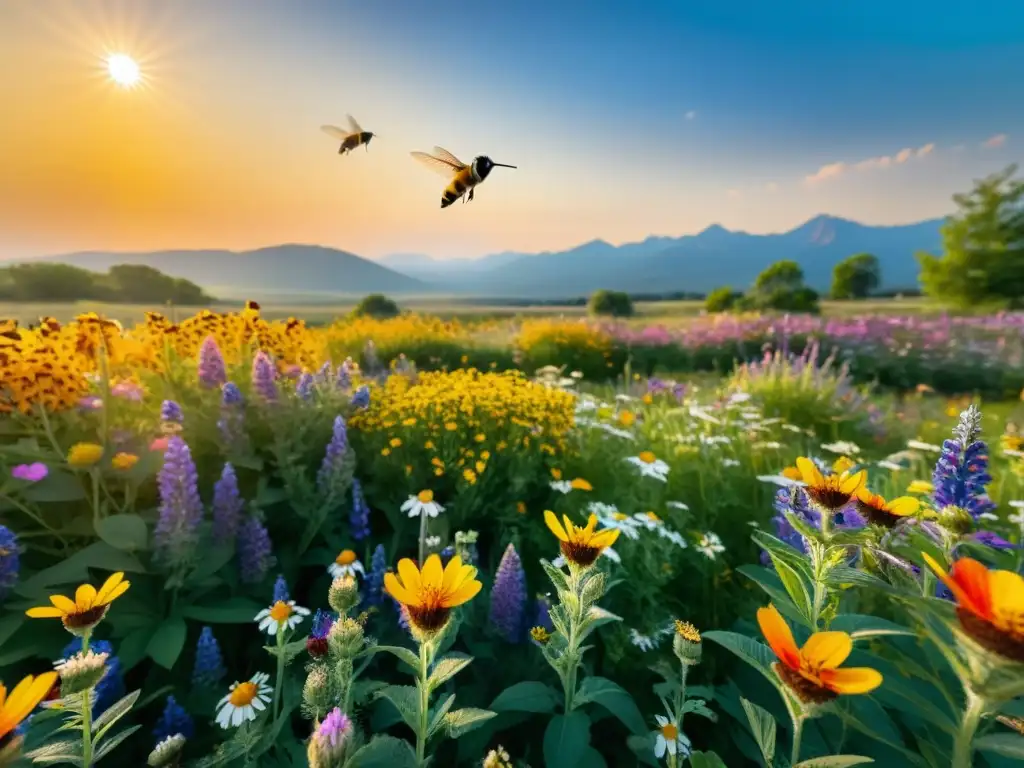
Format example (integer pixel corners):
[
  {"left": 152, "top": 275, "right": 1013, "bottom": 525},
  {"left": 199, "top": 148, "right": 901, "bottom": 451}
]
[
  {"left": 674, "top": 620, "right": 701, "bottom": 643},
  {"left": 641, "top": 393, "right": 653, "bottom": 405},
  {"left": 544, "top": 511, "right": 620, "bottom": 568},
  {"left": 618, "top": 410, "right": 636, "bottom": 427},
  {"left": 384, "top": 554, "right": 481, "bottom": 636},
  {"left": 569, "top": 478, "right": 592, "bottom": 491},
  {"left": 550, "top": 468, "right": 563, "bottom": 480},
  {"left": 474, "top": 433, "right": 486, "bottom": 443},
  {"left": 0, "top": 671, "right": 59, "bottom": 741},
  {"left": 475, "top": 460, "right": 486, "bottom": 474},
  {"left": 463, "top": 468, "right": 477, "bottom": 484},
  {"left": 111, "top": 452, "right": 139, "bottom": 471},
  {"left": 424, "top": 440, "right": 435, "bottom": 450},
  {"left": 516, "top": 501, "right": 527, "bottom": 515},
  {"left": 530, "top": 626, "right": 552, "bottom": 645},
  {"left": 906, "top": 480, "right": 934, "bottom": 495},
  {"left": 67, "top": 442, "right": 104, "bottom": 468},
  {"left": 402, "top": 417, "right": 417, "bottom": 426},
  {"left": 855, "top": 489, "right": 920, "bottom": 528},
  {"left": 795, "top": 457, "right": 866, "bottom": 511},
  {"left": 832, "top": 456, "right": 856, "bottom": 474},
  {"left": 390, "top": 437, "right": 402, "bottom": 448},
  {"left": 445, "top": 422, "right": 458, "bottom": 432},
  {"left": 26, "top": 572, "right": 130, "bottom": 634},
  {"left": 381, "top": 447, "right": 391, "bottom": 456}
]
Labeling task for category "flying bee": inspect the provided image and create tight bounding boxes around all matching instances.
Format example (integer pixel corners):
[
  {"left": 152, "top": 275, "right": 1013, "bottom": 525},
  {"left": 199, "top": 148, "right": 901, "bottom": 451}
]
[
  {"left": 320, "top": 115, "right": 376, "bottom": 155},
  {"left": 410, "top": 146, "right": 516, "bottom": 208}
]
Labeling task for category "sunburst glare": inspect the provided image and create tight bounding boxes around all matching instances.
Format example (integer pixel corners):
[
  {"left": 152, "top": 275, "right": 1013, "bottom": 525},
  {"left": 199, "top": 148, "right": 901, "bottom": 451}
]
[{"left": 106, "top": 52, "right": 141, "bottom": 88}]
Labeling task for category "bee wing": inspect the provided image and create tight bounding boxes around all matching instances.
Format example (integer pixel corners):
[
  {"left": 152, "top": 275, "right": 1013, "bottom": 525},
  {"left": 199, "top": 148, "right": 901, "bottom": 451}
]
[
  {"left": 321, "top": 125, "right": 352, "bottom": 140},
  {"left": 411, "top": 151, "right": 465, "bottom": 177},
  {"left": 346, "top": 114, "right": 363, "bottom": 134},
  {"left": 431, "top": 146, "right": 467, "bottom": 168}
]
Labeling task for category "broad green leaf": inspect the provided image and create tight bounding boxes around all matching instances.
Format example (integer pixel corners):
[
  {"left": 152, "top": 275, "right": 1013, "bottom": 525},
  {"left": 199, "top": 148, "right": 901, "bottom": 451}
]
[
  {"left": 767, "top": 552, "right": 812, "bottom": 623},
  {"left": 575, "top": 676, "right": 647, "bottom": 736},
  {"left": 92, "top": 725, "right": 140, "bottom": 762},
  {"left": 24, "top": 471, "right": 86, "bottom": 502},
  {"left": 428, "top": 653, "right": 473, "bottom": 690},
  {"left": 794, "top": 757, "right": 874, "bottom": 767},
  {"left": 146, "top": 616, "right": 187, "bottom": 669},
  {"left": 182, "top": 597, "right": 264, "bottom": 623},
  {"left": 740, "top": 697, "right": 777, "bottom": 765},
  {"left": 975, "top": 733, "right": 1024, "bottom": 759},
  {"left": 94, "top": 514, "right": 149, "bottom": 551},
  {"left": 375, "top": 685, "right": 421, "bottom": 732},
  {"left": 543, "top": 712, "right": 591, "bottom": 768},
  {"left": 0, "top": 614, "right": 25, "bottom": 648},
  {"left": 186, "top": 540, "right": 236, "bottom": 584},
  {"left": 427, "top": 694, "right": 456, "bottom": 738},
  {"left": 688, "top": 751, "right": 729, "bottom": 768},
  {"left": 14, "top": 542, "right": 144, "bottom": 597},
  {"left": 826, "top": 566, "right": 897, "bottom": 594},
  {"left": 704, "top": 631, "right": 778, "bottom": 687},
  {"left": 116, "top": 626, "right": 155, "bottom": 672},
  {"left": 736, "top": 565, "right": 802, "bottom": 621},
  {"left": 443, "top": 707, "right": 496, "bottom": 738},
  {"left": 369, "top": 645, "right": 421, "bottom": 671},
  {"left": 92, "top": 690, "right": 141, "bottom": 739},
  {"left": 23, "top": 740, "right": 83, "bottom": 765},
  {"left": 829, "top": 614, "right": 916, "bottom": 640},
  {"left": 347, "top": 735, "right": 417, "bottom": 768},
  {"left": 490, "top": 681, "right": 559, "bottom": 714},
  {"left": 581, "top": 747, "right": 608, "bottom": 768},
  {"left": 752, "top": 531, "right": 814, "bottom": 578},
  {"left": 626, "top": 734, "right": 661, "bottom": 767}
]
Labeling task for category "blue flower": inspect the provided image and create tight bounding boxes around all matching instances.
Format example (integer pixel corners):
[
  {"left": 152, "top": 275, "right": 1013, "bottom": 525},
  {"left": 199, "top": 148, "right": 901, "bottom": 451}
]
[
  {"left": 489, "top": 544, "right": 527, "bottom": 643},
  {"left": 154, "top": 437, "right": 203, "bottom": 567},
  {"left": 932, "top": 405, "right": 996, "bottom": 520},
  {"left": 153, "top": 695, "right": 195, "bottom": 744},
  {"left": 192, "top": 626, "right": 226, "bottom": 688},
  {"left": 0, "top": 525, "right": 19, "bottom": 603},
  {"left": 251, "top": 350, "right": 278, "bottom": 402},
  {"left": 238, "top": 516, "right": 275, "bottom": 584},
  {"left": 160, "top": 400, "right": 184, "bottom": 424},
  {"left": 349, "top": 479, "right": 370, "bottom": 541},
  {"left": 212, "top": 463, "right": 244, "bottom": 545},
  {"left": 61, "top": 638, "right": 124, "bottom": 716},
  {"left": 317, "top": 416, "right": 349, "bottom": 496},
  {"left": 350, "top": 385, "right": 370, "bottom": 409},
  {"left": 273, "top": 574, "right": 290, "bottom": 603},
  {"left": 296, "top": 372, "right": 314, "bottom": 400},
  {"left": 364, "top": 545, "right": 387, "bottom": 607}
]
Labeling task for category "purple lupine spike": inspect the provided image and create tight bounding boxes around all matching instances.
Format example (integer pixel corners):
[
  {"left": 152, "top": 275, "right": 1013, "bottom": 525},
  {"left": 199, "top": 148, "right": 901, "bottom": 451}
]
[
  {"left": 212, "top": 463, "right": 244, "bottom": 544},
  {"left": 154, "top": 436, "right": 203, "bottom": 565},
  {"left": 191, "top": 626, "right": 226, "bottom": 688},
  {"left": 335, "top": 359, "right": 352, "bottom": 390},
  {"left": 197, "top": 336, "right": 227, "bottom": 388},
  {"left": 0, "top": 525, "right": 19, "bottom": 603},
  {"left": 315, "top": 362, "right": 333, "bottom": 387},
  {"left": 218, "top": 382, "right": 247, "bottom": 450},
  {"left": 160, "top": 399, "right": 184, "bottom": 424},
  {"left": 296, "top": 372, "right": 314, "bottom": 400},
  {"left": 489, "top": 543, "right": 527, "bottom": 643},
  {"left": 221, "top": 382, "right": 243, "bottom": 406},
  {"left": 350, "top": 385, "right": 370, "bottom": 409},
  {"left": 251, "top": 350, "right": 278, "bottom": 402},
  {"left": 534, "top": 594, "right": 554, "bottom": 632},
  {"left": 931, "top": 407, "right": 997, "bottom": 520},
  {"left": 364, "top": 545, "right": 387, "bottom": 607},
  {"left": 238, "top": 516, "right": 275, "bottom": 584},
  {"left": 349, "top": 479, "right": 370, "bottom": 541},
  {"left": 317, "top": 415, "right": 349, "bottom": 494}
]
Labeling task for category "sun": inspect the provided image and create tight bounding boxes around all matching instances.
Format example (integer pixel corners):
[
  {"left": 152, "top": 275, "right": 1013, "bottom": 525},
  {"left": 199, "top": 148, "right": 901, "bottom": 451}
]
[{"left": 106, "top": 53, "right": 141, "bottom": 88}]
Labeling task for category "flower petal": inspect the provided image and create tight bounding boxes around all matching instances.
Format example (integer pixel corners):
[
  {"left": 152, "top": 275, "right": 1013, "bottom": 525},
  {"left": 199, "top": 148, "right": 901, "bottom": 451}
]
[
  {"left": 923, "top": 554, "right": 990, "bottom": 620},
  {"left": 384, "top": 572, "right": 419, "bottom": 607},
  {"left": 74, "top": 583, "right": 97, "bottom": 610},
  {"left": 396, "top": 558, "right": 423, "bottom": 595},
  {"left": 885, "top": 496, "right": 920, "bottom": 517},
  {"left": 421, "top": 554, "right": 444, "bottom": 590},
  {"left": 839, "top": 470, "right": 867, "bottom": 494},
  {"left": 795, "top": 457, "right": 823, "bottom": 486},
  {"left": 756, "top": 604, "right": 800, "bottom": 670},
  {"left": 26, "top": 606, "right": 64, "bottom": 618},
  {"left": 95, "top": 572, "right": 125, "bottom": 604},
  {"left": 544, "top": 510, "right": 568, "bottom": 542},
  {"left": 800, "top": 631, "right": 852, "bottom": 670},
  {"left": 441, "top": 555, "right": 465, "bottom": 593},
  {"left": 49, "top": 594, "right": 78, "bottom": 614},
  {"left": 446, "top": 578, "right": 482, "bottom": 608},
  {"left": 988, "top": 569, "right": 1024, "bottom": 625},
  {"left": 819, "top": 666, "right": 883, "bottom": 695}
]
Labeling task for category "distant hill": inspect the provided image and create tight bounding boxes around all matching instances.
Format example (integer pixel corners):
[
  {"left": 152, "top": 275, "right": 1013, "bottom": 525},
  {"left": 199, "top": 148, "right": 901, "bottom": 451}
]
[
  {"left": 386, "top": 215, "right": 945, "bottom": 298},
  {"left": 25, "top": 244, "right": 428, "bottom": 299}
]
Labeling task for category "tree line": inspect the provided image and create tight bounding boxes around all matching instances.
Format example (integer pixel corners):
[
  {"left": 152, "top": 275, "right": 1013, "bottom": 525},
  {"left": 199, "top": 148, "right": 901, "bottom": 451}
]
[{"left": 0, "top": 263, "right": 212, "bottom": 305}]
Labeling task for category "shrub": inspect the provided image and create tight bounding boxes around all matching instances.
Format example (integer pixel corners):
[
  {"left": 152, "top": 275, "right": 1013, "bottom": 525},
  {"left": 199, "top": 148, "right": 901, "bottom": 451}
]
[
  {"left": 588, "top": 289, "right": 634, "bottom": 317},
  {"left": 705, "top": 286, "right": 741, "bottom": 313},
  {"left": 515, "top": 319, "right": 624, "bottom": 379},
  {"left": 352, "top": 293, "right": 401, "bottom": 319}
]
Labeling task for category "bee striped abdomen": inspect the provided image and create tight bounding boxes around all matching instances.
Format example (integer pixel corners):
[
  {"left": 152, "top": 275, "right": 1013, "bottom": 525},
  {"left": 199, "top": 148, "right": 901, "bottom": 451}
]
[{"left": 442, "top": 168, "right": 475, "bottom": 208}]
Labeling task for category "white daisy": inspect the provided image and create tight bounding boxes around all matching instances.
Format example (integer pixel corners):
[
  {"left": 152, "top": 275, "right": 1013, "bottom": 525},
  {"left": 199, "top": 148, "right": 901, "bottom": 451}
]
[
  {"left": 977, "top": 512, "right": 1000, "bottom": 522},
  {"left": 550, "top": 480, "right": 573, "bottom": 494},
  {"left": 328, "top": 549, "right": 365, "bottom": 579},
  {"left": 688, "top": 406, "right": 721, "bottom": 425},
  {"left": 629, "top": 629, "right": 658, "bottom": 652},
  {"left": 821, "top": 440, "right": 862, "bottom": 456},
  {"left": 700, "top": 434, "right": 731, "bottom": 446},
  {"left": 753, "top": 441, "right": 782, "bottom": 450},
  {"left": 215, "top": 672, "right": 273, "bottom": 729},
  {"left": 876, "top": 460, "right": 904, "bottom": 471},
  {"left": 907, "top": 440, "right": 942, "bottom": 453},
  {"left": 615, "top": 393, "right": 637, "bottom": 402},
  {"left": 254, "top": 600, "right": 310, "bottom": 635},
  {"left": 756, "top": 474, "right": 805, "bottom": 488},
  {"left": 781, "top": 423, "right": 802, "bottom": 433},
  {"left": 722, "top": 458, "right": 741, "bottom": 468},
  {"left": 592, "top": 508, "right": 641, "bottom": 540},
  {"left": 1004, "top": 448, "right": 1024, "bottom": 459},
  {"left": 598, "top": 423, "right": 636, "bottom": 440},
  {"left": 654, "top": 715, "right": 691, "bottom": 758},
  {"left": 727, "top": 392, "right": 752, "bottom": 405},
  {"left": 666, "top": 500, "right": 689, "bottom": 511},
  {"left": 659, "top": 528, "right": 688, "bottom": 549},
  {"left": 633, "top": 511, "right": 663, "bottom": 531},
  {"left": 695, "top": 532, "right": 726, "bottom": 560},
  {"left": 401, "top": 490, "right": 444, "bottom": 518},
  {"left": 626, "top": 451, "right": 670, "bottom": 481}
]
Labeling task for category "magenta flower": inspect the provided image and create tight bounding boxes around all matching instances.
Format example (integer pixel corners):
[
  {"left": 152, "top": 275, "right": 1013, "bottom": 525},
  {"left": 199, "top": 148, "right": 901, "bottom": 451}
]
[{"left": 11, "top": 463, "right": 48, "bottom": 483}]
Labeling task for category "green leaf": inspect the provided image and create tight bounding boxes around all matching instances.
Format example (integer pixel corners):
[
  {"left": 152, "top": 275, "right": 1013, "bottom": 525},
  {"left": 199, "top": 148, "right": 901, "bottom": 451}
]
[
  {"left": 793, "top": 757, "right": 874, "bottom": 768},
  {"left": 146, "top": 616, "right": 187, "bottom": 669},
  {"left": 975, "top": 733, "right": 1024, "bottom": 759},
  {"left": 94, "top": 514, "right": 149, "bottom": 552},
  {"left": 543, "top": 712, "right": 591, "bottom": 768},
  {"left": 92, "top": 690, "right": 141, "bottom": 739},
  {"left": 688, "top": 751, "right": 729, "bottom": 768},
  {"left": 426, "top": 694, "right": 456, "bottom": 739},
  {"left": 740, "top": 697, "right": 777, "bottom": 765},
  {"left": 428, "top": 653, "right": 473, "bottom": 690},
  {"left": 185, "top": 539, "right": 236, "bottom": 585},
  {"left": 443, "top": 707, "right": 496, "bottom": 738},
  {"left": 93, "top": 725, "right": 141, "bottom": 761},
  {"left": 575, "top": 676, "right": 647, "bottom": 736},
  {"left": 116, "top": 626, "right": 155, "bottom": 672},
  {"left": 704, "top": 631, "right": 777, "bottom": 687},
  {"left": 347, "top": 735, "right": 418, "bottom": 768},
  {"left": 826, "top": 566, "right": 897, "bottom": 594},
  {"left": 752, "top": 531, "right": 814, "bottom": 578},
  {"left": 736, "top": 565, "right": 802, "bottom": 620},
  {"left": 262, "top": 639, "right": 307, "bottom": 665},
  {"left": 375, "top": 685, "right": 421, "bottom": 732},
  {"left": 24, "top": 470, "right": 86, "bottom": 502},
  {"left": 369, "top": 645, "right": 421, "bottom": 671},
  {"left": 22, "top": 740, "right": 83, "bottom": 766},
  {"left": 767, "top": 552, "right": 812, "bottom": 623},
  {"left": 182, "top": 597, "right": 263, "bottom": 623},
  {"left": 490, "top": 681, "right": 559, "bottom": 714},
  {"left": 829, "top": 614, "right": 916, "bottom": 640}
]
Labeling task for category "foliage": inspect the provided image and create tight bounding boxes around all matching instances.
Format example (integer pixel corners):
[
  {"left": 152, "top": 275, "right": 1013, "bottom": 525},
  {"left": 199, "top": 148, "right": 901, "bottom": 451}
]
[
  {"left": 743, "top": 261, "right": 821, "bottom": 314},
  {"left": 0, "top": 262, "right": 211, "bottom": 305},
  {"left": 705, "top": 287, "right": 741, "bottom": 314},
  {"left": 918, "top": 164, "right": 1024, "bottom": 309},
  {"left": 831, "top": 254, "right": 881, "bottom": 300},
  {"left": 352, "top": 294, "right": 402, "bottom": 320},
  {"left": 515, "top": 319, "right": 624, "bottom": 380},
  {"left": 588, "top": 290, "right": 635, "bottom": 318}
]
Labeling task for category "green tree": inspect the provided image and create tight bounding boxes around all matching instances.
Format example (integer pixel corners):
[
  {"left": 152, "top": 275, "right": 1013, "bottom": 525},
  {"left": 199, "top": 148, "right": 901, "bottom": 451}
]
[
  {"left": 748, "top": 260, "right": 820, "bottom": 313},
  {"left": 352, "top": 293, "right": 401, "bottom": 319},
  {"left": 587, "top": 289, "right": 634, "bottom": 317},
  {"left": 831, "top": 253, "right": 881, "bottom": 299},
  {"left": 918, "top": 164, "right": 1024, "bottom": 308},
  {"left": 705, "top": 286, "right": 740, "bottom": 313}
]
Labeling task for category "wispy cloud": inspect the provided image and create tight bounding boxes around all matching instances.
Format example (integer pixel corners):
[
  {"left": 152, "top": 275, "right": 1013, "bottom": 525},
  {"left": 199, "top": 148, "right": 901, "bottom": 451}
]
[
  {"left": 765, "top": 182, "right": 780, "bottom": 193},
  {"left": 804, "top": 141, "right": 936, "bottom": 184},
  {"left": 982, "top": 133, "right": 1008, "bottom": 149},
  {"left": 685, "top": 110, "right": 697, "bottom": 121}
]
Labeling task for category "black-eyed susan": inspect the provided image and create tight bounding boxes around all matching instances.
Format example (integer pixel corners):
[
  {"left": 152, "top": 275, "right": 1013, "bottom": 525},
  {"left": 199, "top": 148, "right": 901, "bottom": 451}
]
[
  {"left": 26, "top": 572, "right": 130, "bottom": 634},
  {"left": 923, "top": 554, "right": 1024, "bottom": 663},
  {"left": 855, "top": 489, "right": 920, "bottom": 528},
  {"left": 384, "top": 554, "right": 481, "bottom": 636},
  {"left": 328, "top": 549, "right": 364, "bottom": 579},
  {"left": 757, "top": 603, "right": 882, "bottom": 703},
  {"left": 794, "top": 456, "right": 866, "bottom": 512},
  {"left": 544, "top": 511, "right": 621, "bottom": 568},
  {"left": 0, "top": 671, "right": 59, "bottom": 740}
]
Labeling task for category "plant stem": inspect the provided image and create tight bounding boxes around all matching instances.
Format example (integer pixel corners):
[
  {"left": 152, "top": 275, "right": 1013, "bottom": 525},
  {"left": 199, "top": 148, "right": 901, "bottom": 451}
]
[
  {"left": 273, "top": 628, "right": 285, "bottom": 719},
  {"left": 81, "top": 629, "right": 94, "bottom": 767},
  {"left": 952, "top": 691, "right": 987, "bottom": 768},
  {"left": 416, "top": 639, "right": 431, "bottom": 765},
  {"left": 418, "top": 511, "right": 427, "bottom": 566},
  {"left": 791, "top": 716, "right": 804, "bottom": 765}
]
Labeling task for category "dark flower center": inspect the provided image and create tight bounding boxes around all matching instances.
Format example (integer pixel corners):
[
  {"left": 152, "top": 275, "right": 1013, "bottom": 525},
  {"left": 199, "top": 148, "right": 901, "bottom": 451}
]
[
  {"left": 957, "top": 609, "right": 1024, "bottom": 664},
  {"left": 63, "top": 605, "right": 108, "bottom": 630},
  {"left": 560, "top": 540, "right": 600, "bottom": 567},
  {"left": 773, "top": 662, "right": 837, "bottom": 704}
]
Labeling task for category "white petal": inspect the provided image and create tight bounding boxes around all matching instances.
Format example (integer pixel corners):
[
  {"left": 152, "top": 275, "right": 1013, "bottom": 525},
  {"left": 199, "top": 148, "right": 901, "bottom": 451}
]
[
  {"left": 400, "top": 497, "right": 415, "bottom": 511},
  {"left": 655, "top": 736, "right": 667, "bottom": 758},
  {"left": 231, "top": 705, "right": 244, "bottom": 727},
  {"left": 215, "top": 705, "right": 233, "bottom": 729},
  {"left": 254, "top": 608, "right": 270, "bottom": 620},
  {"left": 251, "top": 696, "right": 267, "bottom": 711}
]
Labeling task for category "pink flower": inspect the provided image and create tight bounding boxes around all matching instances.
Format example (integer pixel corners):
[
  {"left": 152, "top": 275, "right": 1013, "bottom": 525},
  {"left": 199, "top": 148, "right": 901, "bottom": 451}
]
[
  {"left": 77, "top": 396, "right": 103, "bottom": 411},
  {"left": 150, "top": 437, "right": 170, "bottom": 453},
  {"left": 12, "top": 463, "right": 48, "bottom": 482},
  {"left": 111, "top": 379, "right": 144, "bottom": 401}
]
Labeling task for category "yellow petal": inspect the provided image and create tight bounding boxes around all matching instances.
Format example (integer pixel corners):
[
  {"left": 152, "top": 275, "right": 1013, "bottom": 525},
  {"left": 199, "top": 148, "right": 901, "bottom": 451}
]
[
  {"left": 544, "top": 510, "right": 568, "bottom": 542},
  {"left": 384, "top": 572, "right": 419, "bottom": 607},
  {"left": 396, "top": 558, "right": 423, "bottom": 595},
  {"left": 795, "top": 457, "right": 823, "bottom": 486},
  {"left": 820, "top": 666, "right": 883, "bottom": 695},
  {"left": 99, "top": 578, "right": 130, "bottom": 605},
  {"left": 2, "top": 672, "right": 57, "bottom": 734},
  {"left": 95, "top": 572, "right": 125, "bottom": 603},
  {"left": 801, "top": 631, "right": 853, "bottom": 669},
  {"left": 756, "top": 604, "right": 800, "bottom": 670},
  {"left": 49, "top": 594, "right": 77, "bottom": 614},
  {"left": 75, "top": 583, "right": 97, "bottom": 610},
  {"left": 440, "top": 555, "right": 465, "bottom": 593},
  {"left": 25, "top": 606, "right": 64, "bottom": 618},
  {"left": 421, "top": 554, "right": 444, "bottom": 590},
  {"left": 583, "top": 514, "right": 598, "bottom": 535},
  {"left": 445, "top": 578, "right": 482, "bottom": 608},
  {"left": 839, "top": 470, "right": 867, "bottom": 494},
  {"left": 591, "top": 528, "right": 621, "bottom": 548},
  {"left": 885, "top": 497, "right": 920, "bottom": 517},
  {"left": 989, "top": 570, "right": 1024, "bottom": 621}
]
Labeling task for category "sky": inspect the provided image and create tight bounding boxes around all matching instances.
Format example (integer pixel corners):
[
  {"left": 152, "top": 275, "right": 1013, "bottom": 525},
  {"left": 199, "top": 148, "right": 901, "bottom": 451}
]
[{"left": 0, "top": 0, "right": 1022, "bottom": 261}]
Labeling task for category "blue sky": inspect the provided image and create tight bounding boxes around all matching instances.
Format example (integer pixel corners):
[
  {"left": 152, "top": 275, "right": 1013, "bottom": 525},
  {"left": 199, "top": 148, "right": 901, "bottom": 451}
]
[{"left": 0, "top": 0, "right": 1020, "bottom": 259}]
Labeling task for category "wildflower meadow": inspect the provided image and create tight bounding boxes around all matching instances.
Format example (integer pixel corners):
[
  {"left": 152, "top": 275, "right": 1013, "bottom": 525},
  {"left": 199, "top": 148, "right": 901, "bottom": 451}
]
[{"left": 1, "top": 304, "right": 1023, "bottom": 767}]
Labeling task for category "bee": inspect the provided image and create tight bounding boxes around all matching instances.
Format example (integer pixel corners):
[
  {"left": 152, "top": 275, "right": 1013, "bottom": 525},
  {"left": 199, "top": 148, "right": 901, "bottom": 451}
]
[
  {"left": 410, "top": 146, "right": 516, "bottom": 208},
  {"left": 320, "top": 115, "right": 376, "bottom": 155}
]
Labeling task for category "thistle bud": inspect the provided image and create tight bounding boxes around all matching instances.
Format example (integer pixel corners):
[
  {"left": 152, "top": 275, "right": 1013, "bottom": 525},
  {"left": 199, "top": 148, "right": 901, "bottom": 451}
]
[
  {"left": 307, "top": 708, "right": 354, "bottom": 768},
  {"left": 327, "top": 575, "right": 359, "bottom": 614},
  {"left": 327, "top": 617, "right": 365, "bottom": 659},
  {"left": 147, "top": 734, "right": 186, "bottom": 767},
  {"left": 672, "top": 620, "right": 702, "bottom": 666},
  {"left": 530, "top": 626, "right": 552, "bottom": 646},
  {"left": 56, "top": 650, "right": 109, "bottom": 696},
  {"left": 938, "top": 505, "right": 974, "bottom": 536},
  {"left": 302, "top": 664, "right": 333, "bottom": 721}
]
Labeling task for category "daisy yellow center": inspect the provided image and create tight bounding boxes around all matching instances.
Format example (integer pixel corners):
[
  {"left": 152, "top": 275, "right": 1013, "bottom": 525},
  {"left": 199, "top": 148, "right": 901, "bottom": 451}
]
[
  {"left": 269, "top": 601, "right": 292, "bottom": 621},
  {"left": 638, "top": 451, "right": 656, "bottom": 464},
  {"left": 229, "top": 681, "right": 258, "bottom": 707},
  {"left": 570, "top": 478, "right": 592, "bottom": 490},
  {"left": 417, "top": 490, "right": 434, "bottom": 503},
  {"left": 619, "top": 411, "right": 636, "bottom": 426},
  {"left": 336, "top": 549, "right": 357, "bottom": 566},
  {"left": 660, "top": 722, "right": 679, "bottom": 740},
  {"left": 613, "top": 513, "right": 628, "bottom": 521},
  {"left": 646, "top": 512, "right": 661, "bottom": 523}
]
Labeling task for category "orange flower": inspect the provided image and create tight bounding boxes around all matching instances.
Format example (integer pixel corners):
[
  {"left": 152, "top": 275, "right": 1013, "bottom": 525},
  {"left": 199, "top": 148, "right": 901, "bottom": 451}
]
[
  {"left": 795, "top": 457, "right": 866, "bottom": 511},
  {"left": 855, "top": 489, "right": 920, "bottom": 528},
  {"left": 923, "top": 554, "right": 1024, "bottom": 663},
  {"left": 757, "top": 604, "right": 882, "bottom": 703},
  {"left": 0, "top": 671, "right": 59, "bottom": 741}
]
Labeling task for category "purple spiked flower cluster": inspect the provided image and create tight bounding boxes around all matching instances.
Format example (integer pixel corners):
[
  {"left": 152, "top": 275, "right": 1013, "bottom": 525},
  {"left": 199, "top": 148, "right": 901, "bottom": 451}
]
[
  {"left": 154, "top": 437, "right": 203, "bottom": 566},
  {"left": 335, "top": 359, "right": 352, "bottom": 391},
  {"left": 160, "top": 399, "right": 184, "bottom": 425},
  {"left": 364, "top": 545, "right": 387, "bottom": 607},
  {"left": 317, "top": 415, "right": 349, "bottom": 496},
  {"left": 349, "top": 479, "right": 370, "bottom": 541},
  {"left": 489, "top": 543, "right": 527, "bottom": 642},
  {"left": 212, "top": 463, "right": 244, "bottom": 544},
  {"left": 251, "top": 350, "right": 278, "bottom": 402},
  {"left": 931, "top": 405, "right": 996, "bottom": 520},
  {"left": 296, "top": 372, "right": 314, "bottom": 400},
  {"left": 197, "top": 336, "right": 227, "bottom": 388},
  {"left": 238, "top": 516, "right": 275, "bottom": 584},
  {"left": 218, "top": 382, "right": 247, "bottom": 450},
  {"left": 191, "top": 626, "right": 226, "bottom": 688},
  {"left": 0, "top": 525, "right": 19, "bottom": 603}
]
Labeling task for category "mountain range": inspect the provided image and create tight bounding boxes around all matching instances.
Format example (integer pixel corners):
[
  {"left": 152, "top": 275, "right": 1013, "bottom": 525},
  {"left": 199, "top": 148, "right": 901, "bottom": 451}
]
[{"left": 19, "top": 214, "right": 945, "bottom": 300}]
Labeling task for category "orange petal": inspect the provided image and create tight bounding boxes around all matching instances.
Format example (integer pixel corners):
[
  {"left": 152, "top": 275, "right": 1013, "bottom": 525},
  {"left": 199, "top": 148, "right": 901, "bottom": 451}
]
[
  {"left": 801, "top": 631, "right": 852, "bottom": 670},
  {"left": 820, "top": 666, "right": 883, "bottom": 695},
  {"left": 544, "top": 510, "right": 568, "bottom": 542},
  {"left": 948, "top": 557, "right": 994, "bottom": 621},
  {"left": 756, "top": 604, "right": 800, "bottom": 670}
]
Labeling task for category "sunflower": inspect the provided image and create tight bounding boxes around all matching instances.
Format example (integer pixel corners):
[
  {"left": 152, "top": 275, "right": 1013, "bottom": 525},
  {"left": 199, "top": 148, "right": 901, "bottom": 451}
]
[
  {"left": 544, "top": 511, "right": 621, "bottom": 568},
  {"left": 923, "top": 554, "right": 1024, "bottom": 663},
  {"left": 0, "top": 671, "right": 59, "bottom": 741},
  {"left": 757, "top": 604, "right": 882, "bottom": 703},
  {"left": 25, "top": 572, "right": 130, "bottom": 634},
  {"left": 855, "top": 489, "right": 921, "bottom": 528},
  {"left": 795, "top": 457, "right": 866, "bottom": 512},
  {"left": 384, "top": 554, "right": 481, "bottom": 636}
]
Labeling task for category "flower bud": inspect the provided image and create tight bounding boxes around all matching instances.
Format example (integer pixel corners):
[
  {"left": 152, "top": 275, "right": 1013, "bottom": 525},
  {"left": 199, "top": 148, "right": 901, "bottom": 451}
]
[
  {"left": 938, "top": 505, "right": 974, "bottom": 536},
  {"left": 327, "top": 575, "right": 359, "bottom": 614},
  {"left": 529, "top": 626, "right": 552, "bottom": 646},
  {"left": 147, "top": 734, "right": 186, "bottom": 767},
  {"left": 307, "top": 708, "right": 354, "bottom": 768},
  {"left": 56, "top": 650, "right": 109, "bottom": 696},
  {"left": 302, "top": 664, "right": 333, "bottom": 720},
  {"left": 672, "top": 620, "right": 702, "bottom": 666},
  {"left": 327, "top": 617, "right": 364, "bottom": 659}
]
